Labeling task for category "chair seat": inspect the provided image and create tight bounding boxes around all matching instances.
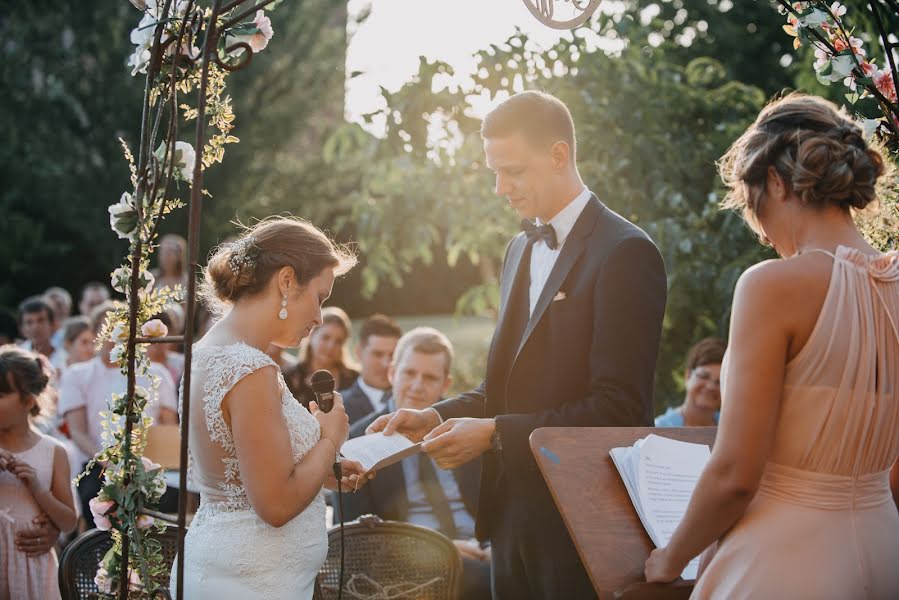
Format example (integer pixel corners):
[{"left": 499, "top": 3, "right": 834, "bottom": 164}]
[
  {"left": 317, "top": 515, "right": 463, "bottom": 600},
  {"left": 58, "top": 526, "right": 184, "bottom": 599}
]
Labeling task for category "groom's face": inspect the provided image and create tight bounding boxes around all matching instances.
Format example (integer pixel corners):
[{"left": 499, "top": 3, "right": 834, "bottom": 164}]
[{"left": 484, "top": 132, "right": 557, "bottom": 222}]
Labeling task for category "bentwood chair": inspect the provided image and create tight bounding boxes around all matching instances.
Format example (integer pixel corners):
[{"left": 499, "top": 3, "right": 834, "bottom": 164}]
[
  {"left": 316, "top": 515, "right": 463, "bottom": 600},
  {"left": 59, "top": 526, "right": 183, "bottom": 599}
]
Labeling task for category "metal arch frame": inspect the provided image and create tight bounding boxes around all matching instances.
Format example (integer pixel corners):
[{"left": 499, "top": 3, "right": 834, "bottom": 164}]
[
  {"left": 119, "top": 1, "right": 278, "bottom": 598},
  {"left": 520, "top": 0, "right": 603, "bottom": 30}
]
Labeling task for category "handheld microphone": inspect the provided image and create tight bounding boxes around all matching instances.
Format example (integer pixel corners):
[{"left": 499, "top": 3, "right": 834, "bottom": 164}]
[
  {"left": 310, "top": 369, "right": 345, "bottom": 600},
  {"left": 310, "top": 369, "right": 336, "bottom": 413}
]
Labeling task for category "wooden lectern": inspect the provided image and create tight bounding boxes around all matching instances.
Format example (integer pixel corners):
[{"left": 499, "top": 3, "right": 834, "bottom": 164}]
[{"left": 530, "top": 427, "right": 717, "bottom": 600}]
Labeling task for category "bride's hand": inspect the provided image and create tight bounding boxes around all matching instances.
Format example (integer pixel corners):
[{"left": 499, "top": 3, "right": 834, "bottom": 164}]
[
  {"left": 310, "top": 392, "right": 349, "bottom": 451},
  {"left": 324, "top": 459, "right": 376, "bottom": 492}
]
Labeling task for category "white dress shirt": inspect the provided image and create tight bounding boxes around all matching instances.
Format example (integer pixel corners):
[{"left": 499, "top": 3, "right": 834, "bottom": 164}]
[
  {"left": 57, "top": 356, "right": 178, "bottom": 453},
  {"left": 529, "top": 186, "right": 592, "bottom": 316},
  {"left": 356, "top": 377, "right": 389, "bottom": 414}
]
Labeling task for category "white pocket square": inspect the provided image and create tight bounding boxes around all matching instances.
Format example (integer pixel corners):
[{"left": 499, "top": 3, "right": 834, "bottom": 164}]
[{"left": 552, "top": 291, "right": 567, "bottom": 302}]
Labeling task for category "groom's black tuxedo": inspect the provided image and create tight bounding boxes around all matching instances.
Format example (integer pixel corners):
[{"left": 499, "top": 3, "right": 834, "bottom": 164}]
[{"left": 433, "top": 195, "right": 667, "bottom": 599}]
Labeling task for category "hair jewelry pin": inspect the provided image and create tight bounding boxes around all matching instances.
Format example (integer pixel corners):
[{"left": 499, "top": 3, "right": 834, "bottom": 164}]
[{"left": 227, "top": 236, "right": 260, "bottom": 275}]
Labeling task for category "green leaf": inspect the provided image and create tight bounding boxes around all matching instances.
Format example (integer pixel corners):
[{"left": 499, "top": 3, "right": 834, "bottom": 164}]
[{"left": 851, "top": 96, "right": 882, "bottom": 119}]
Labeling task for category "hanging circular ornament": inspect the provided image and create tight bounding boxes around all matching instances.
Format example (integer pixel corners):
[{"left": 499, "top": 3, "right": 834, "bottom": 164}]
[{"left": 520, "top": 0, "right": 603, "bottom": 30}]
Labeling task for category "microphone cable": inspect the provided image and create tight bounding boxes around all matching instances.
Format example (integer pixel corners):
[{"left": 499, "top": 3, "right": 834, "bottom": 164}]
[{"left": 333, "top": 459, "right": 345, "bottom": 600}]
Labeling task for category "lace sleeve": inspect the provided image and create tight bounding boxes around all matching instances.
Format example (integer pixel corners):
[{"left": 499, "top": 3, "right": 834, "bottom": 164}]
[{"left": 197, "top": 343, "right": 279, "bottom": 456}]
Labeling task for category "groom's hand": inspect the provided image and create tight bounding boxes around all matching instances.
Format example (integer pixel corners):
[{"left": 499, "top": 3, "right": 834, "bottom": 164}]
[
  {"left": 366, "top": 408, "right": 441, "bottom": 443},
  {"left": 421, "top": 418, "right": 494, "bottom": 470}
]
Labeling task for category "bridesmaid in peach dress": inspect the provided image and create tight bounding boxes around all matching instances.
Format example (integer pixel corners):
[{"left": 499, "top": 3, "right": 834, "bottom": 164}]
[{"left": 645, "top": 93, "right": 899, "bottom": 599}]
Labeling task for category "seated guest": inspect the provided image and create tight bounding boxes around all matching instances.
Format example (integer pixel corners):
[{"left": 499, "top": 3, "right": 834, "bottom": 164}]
[
  {"left": 61, "top": 316, "right": 95, "bottom": 369},
  {"left": 58, "top": 301, "right": 178, "bottom": 525},
  {"left": 18, "top": 296, "right": 65, "bottom": 372},
  {"left": 267, "top": 342, "right": 299, "bottom": 373},
  {"left": 341, "top": 314, "right": 402, "bottom": 424},
  {"left": 151, "top": 233, "right": 190, "bottom": 292},
  {"left": 655, "top": 337, "right": 726, "bottom": 427},
  {"left": 284, "top": 306, "right": 358, "bottom": 407},
  {"left": 44, "top": 286, "right": 73, "bottom": 348},
  {"left": 77, "top": 282, "right": 110, "bottom": 317},
  {"left": 146, "top": 307, "right": 185, "bottom": 384},
  {"left": 339, "top": 327, "right": 490, "bottom": 600}
]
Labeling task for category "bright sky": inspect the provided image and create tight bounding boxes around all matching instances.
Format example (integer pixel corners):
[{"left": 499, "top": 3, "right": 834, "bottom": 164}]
[{"left": 344, "top": 0, "right": 583, "bottom": 129}]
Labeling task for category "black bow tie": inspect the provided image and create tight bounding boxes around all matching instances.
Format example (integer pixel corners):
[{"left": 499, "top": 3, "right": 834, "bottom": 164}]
[{"left": 521, "top": 219, "right": 558, "bottom": 250}]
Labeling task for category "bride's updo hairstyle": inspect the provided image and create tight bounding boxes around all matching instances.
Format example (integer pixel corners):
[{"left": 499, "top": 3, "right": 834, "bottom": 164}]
[
  {"left": 201, "top": 217, "right": 356, "bottom": 314},
  {"left": 719, "top": 93, "right": 886, "bottom": 232}
]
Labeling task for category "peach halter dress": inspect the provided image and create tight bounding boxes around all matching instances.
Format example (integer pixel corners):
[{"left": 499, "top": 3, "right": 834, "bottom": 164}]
[{"left": 692, "top": 246, "right": 899, "bottom": 600}]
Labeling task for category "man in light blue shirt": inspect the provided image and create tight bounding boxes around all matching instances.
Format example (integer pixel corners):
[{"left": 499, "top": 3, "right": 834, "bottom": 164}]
[{"left": 339, "top": 327, "right": 490, "bottom": 600}]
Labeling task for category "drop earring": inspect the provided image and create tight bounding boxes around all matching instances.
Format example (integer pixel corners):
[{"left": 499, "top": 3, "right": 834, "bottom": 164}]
[{"left": 279, "top": 294, "right": 288, "bottom": 320}]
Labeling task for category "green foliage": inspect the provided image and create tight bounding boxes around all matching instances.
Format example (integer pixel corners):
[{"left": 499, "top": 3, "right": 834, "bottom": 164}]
[
  {"left": 0, "top": 3, "right": 143, "bottom": 308},
  {"left": 331, "top": 1, "right": 786, "bottom": 411}
]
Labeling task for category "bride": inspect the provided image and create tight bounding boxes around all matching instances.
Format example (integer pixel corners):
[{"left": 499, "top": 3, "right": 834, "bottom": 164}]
[{"left": 170, "top": 217, "right": 368, "bottom": 599}]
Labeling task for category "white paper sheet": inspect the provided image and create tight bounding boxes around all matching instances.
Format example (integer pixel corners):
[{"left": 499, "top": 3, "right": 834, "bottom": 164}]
[
  {"left": 340, "top": 432, "right": 421, "bottom": 472},
  {"left": 610, "top": 434, "right": 711, "bottom": 580}
]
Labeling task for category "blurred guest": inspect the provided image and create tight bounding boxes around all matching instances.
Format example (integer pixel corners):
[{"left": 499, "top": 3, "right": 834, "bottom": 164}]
[
  {"left": 58, "top": 301, "right": 178, "bottom": 525},
  {"left": 341, "top": 314, "right": 402, "bottom": 424},
  {"left": 266, "top": 343, "right": 298, "bottom": 374},
  {"left": 152, "top": 233, "right": 190, "bottom": 292},
  {"left": 43, "top": 287, "right": 72, "bottom": 348},
  {"left": 77, "top": 282, "right": 110, "bottom": 318},
  {"left": 17, "top": 297, "right": 65, "bottom": 372},
  {"left": 60, "top": 317, "right": 95, "bottom": 369},
  {"left": 146, "top": 308, "right": 185, "bottom": 384},
  {"left": 0, "top": 310, "right": 17, "bottom": 346},
  {"left": 339, "top": 328, "right": 490, "bottom": 600},
  {"left": 284, "top": 306, "right": 358, "bottom": 407},
  {"left": 655, "top": 337, "right": 726, "bottom": 427}
]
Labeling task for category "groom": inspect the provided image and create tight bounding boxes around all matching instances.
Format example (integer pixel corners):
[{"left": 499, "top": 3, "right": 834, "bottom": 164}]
[{"left": 369, "top": 91, "right": 667, "bottom": 599}]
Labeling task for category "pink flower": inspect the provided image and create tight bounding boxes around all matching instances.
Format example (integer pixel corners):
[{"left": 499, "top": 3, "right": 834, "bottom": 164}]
[
  {"left": 229, "top": 10, "right": 274, "bottom": 54},
  {"left": 249, "top": 10, "right": 273, "bottom": 53},
  {"left": 844, "top": 61, "right": 878, "bottom": 91},
  {"left": 814, "top": 47, "right": 831, "bottom": 70},
  {"left": 873, "top": 69, "right": 897, "bottom": 103},
  {"left": 830, "top": 2, "right": 847, "bottom": 18},
  {"left": 89, "top": 497, "right": 115, "bottom": 531},
  {"left": 140, "top": 318, "right": 168, "bottom": 338}
]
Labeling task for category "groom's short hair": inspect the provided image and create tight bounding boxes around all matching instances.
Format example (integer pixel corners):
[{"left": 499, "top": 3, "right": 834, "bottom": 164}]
[{"left": 481, "top": 90, "right": 576, "bottom": 161}]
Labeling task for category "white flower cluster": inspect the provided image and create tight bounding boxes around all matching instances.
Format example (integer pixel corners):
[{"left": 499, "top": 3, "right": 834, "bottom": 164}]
[{"left": 127, "top": 0, "right": 192, "bottom": 76}]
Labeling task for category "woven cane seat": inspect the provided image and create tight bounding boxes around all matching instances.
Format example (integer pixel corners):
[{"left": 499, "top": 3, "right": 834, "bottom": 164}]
[
  {"left": 58, "top": 526, "right": 183, "bottom": 599},
  {"left": 317, "top": 515, "right": 463, "bottom": 600}
]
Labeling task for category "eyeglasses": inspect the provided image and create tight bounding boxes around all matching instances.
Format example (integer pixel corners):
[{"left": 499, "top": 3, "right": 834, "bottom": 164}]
[{"left": 691, "top": 368, "right": 720, "bottom": 388}]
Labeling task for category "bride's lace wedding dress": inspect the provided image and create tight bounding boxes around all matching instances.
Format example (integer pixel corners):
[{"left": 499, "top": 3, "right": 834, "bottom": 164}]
[{"left": 170, "top": 342, "right": 327, "bottom": 599}]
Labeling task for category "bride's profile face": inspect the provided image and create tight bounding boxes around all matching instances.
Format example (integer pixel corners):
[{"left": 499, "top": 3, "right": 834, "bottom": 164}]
[{"left": 276, "top": 267, "right": 335, "bottom": 348}]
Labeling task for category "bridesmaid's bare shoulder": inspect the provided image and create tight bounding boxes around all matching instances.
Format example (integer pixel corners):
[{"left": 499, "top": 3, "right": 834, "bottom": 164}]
[{"left": 733, "top": 253, "right": 834, "bottom": 358}]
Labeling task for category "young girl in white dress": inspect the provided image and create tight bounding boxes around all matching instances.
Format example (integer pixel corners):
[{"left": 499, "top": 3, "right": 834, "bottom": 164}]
[
  {"left": 0, "top": 345, "right": 78, "bottom": 600},
  {"left": 170, "top": 217, "right": 371, "bottom": 599}
]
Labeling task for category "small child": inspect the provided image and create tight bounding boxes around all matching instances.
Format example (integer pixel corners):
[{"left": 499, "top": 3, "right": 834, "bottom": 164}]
[{"left": 0, "top": 345, "right": 77, "bottom": 600}]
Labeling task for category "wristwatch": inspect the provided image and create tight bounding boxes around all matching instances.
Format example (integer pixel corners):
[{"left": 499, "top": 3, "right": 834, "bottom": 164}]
[{"left": 489, "top": 425, "right": 503, "bottom": 454}]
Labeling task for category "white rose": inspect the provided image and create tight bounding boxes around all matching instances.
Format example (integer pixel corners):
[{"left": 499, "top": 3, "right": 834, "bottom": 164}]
[
  {"left": 108, "top": 192, "right": 139, "bottom": 240},
  {"left": 94, "top": 567, "right": 112, "bottom": 594},
  {"left": 136, "top": 514, "right": 155, "bottom": 529},
  {"left": 110, "top": 323, "right": 130, "bottom": 343},
  {"left": 174, "top": 141, "right": 196, "bottom": 181},
  {"left": 109, "top": 345, "right": 125, "bottom": 364},
  {"left": 111, "top": 266, "right": 130, "bottom": 293}
]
